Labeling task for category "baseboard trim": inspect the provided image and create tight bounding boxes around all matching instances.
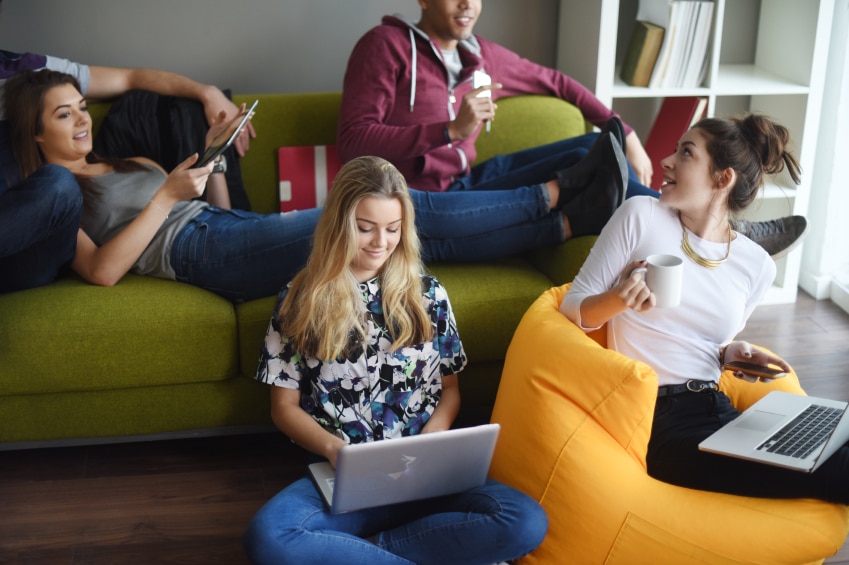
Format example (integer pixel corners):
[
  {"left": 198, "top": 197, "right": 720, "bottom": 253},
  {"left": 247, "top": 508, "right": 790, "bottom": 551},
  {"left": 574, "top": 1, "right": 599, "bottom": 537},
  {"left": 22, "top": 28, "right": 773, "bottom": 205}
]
[
  {"left": 0, "top": 424, "right": 278, "bottom": 452},
  {"left": 831, "top": 280, "right": 849, "bottom": 316},
  {"left": 799, "top": 270, "right": 833, "bottom": 300}
]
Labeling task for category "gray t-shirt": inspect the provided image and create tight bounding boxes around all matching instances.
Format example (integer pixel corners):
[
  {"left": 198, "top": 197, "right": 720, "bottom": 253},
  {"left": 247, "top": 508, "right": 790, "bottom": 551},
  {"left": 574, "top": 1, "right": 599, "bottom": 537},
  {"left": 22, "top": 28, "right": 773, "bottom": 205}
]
[
  {"left": 80, "top": 164, "right": 207, "bottom": 279},
  {"left": 441, "top": 48, "right": 462, "bottom": 90}
]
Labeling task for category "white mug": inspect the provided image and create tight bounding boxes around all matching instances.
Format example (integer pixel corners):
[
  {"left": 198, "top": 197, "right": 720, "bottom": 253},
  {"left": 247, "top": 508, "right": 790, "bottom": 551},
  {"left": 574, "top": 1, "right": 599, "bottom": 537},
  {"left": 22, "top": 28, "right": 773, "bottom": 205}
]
[{"left": 631, "top": 254, "right": 684, "bottom": 308}]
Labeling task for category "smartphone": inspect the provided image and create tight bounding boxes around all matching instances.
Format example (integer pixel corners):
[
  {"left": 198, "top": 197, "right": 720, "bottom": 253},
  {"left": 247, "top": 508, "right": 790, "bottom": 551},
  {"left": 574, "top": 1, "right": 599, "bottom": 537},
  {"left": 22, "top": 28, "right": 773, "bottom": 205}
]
[
  {"left": 473, "top": 70, "right": 492, "bottom": 133},
  {"left": 473, "top": 70, "right": 492, "bottom": 98},
  {"left": 722, "top": 361, "right": 787, "bottom": 379}
]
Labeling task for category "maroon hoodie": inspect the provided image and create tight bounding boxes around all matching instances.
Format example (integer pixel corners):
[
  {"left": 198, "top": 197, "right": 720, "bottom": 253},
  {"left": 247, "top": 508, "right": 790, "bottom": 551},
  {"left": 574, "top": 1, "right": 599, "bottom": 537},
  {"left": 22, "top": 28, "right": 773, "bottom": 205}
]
[{"left": 337, "top": 15, "right": 629, "bottom": 192}]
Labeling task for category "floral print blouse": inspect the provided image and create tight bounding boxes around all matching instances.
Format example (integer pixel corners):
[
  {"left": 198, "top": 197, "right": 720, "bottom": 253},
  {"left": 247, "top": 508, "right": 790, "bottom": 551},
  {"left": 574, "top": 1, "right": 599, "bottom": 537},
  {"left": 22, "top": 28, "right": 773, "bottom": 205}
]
[{"left": 255, "top": 274, "right": 467, "bottom": 444}]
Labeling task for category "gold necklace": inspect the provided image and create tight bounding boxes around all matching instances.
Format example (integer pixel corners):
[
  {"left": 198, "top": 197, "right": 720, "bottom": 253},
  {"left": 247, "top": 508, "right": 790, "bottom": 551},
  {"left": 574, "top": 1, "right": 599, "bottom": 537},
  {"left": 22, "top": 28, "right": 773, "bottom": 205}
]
[{"left": 680, "top": 217, "right": 731, "bottom": 269}]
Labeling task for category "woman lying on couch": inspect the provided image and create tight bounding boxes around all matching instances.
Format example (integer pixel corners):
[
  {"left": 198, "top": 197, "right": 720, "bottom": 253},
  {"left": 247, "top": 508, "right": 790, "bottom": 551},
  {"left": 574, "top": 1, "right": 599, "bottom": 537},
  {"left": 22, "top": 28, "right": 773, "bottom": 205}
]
[
  {"left": 560, "top": 113, "right": 849, "bottom": 504},
  {"left": 6, "top": 69, "right": 625, "bottom": 302}
]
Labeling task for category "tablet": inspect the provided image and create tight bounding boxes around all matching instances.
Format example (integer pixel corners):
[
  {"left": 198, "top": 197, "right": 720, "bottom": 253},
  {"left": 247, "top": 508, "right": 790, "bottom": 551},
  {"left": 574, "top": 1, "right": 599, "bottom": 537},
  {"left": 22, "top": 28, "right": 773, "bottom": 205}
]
[{"left": 195, "top": 99, "right": 258, "bottom": 167}]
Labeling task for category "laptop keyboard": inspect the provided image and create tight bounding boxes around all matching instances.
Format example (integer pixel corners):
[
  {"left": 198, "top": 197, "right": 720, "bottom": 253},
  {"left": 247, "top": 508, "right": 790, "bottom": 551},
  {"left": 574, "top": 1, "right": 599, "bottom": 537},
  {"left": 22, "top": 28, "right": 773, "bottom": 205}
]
[{"left": 757, "top": 404, "right": 843, "bottom": 459}]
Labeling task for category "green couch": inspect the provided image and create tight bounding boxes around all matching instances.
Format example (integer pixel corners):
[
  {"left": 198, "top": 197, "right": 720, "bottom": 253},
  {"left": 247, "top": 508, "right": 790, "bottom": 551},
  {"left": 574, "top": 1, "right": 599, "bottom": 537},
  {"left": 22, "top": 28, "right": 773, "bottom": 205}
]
[{"left": 0, "top": 93, "right": 594, "bottom": 448}]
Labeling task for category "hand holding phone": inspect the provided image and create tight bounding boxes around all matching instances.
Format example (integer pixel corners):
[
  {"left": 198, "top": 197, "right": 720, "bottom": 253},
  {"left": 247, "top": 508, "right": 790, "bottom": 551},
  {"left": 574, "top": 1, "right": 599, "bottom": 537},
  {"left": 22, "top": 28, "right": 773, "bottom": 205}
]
[
  {"left": 473, "top": 70, "right": 492, "bottom": 97},
  {"left": 473, "top": 70, "right": 492, "bottom": 133},
  {"left": 722, "top": 360, "right": 787, "bottom": 380}
]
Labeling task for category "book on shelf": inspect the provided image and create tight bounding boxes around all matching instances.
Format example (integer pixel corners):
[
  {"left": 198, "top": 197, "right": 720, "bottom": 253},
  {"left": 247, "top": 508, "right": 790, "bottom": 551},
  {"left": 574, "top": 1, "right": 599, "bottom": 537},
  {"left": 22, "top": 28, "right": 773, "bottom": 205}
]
[
  {"left": 644, "top": 0, "right": 680, "bottom": 88},
  {"left": 653, "top": 0, "right": 691, "bottom": 88},
  {"left": 678, "top": 1, "right": 714, "bottom": 88},
  {"left": 644, "top": 96, "right": 707, "bottom": 190},
  {"left": 642, "top": 0, "right": 715, "bottom": 89},
  {"left": 620, "top": 20, "right": 665, "bottom": 87}
]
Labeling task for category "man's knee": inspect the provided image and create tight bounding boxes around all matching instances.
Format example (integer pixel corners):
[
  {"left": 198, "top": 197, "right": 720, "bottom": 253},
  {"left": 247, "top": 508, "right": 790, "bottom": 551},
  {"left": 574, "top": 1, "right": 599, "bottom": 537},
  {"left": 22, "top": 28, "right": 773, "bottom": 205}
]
[
  {"left": 26, "top": 165, "right": 84, "bottom": 230},
  {"left": 36, "top": 164, "right": 83, "bottom": 206}
]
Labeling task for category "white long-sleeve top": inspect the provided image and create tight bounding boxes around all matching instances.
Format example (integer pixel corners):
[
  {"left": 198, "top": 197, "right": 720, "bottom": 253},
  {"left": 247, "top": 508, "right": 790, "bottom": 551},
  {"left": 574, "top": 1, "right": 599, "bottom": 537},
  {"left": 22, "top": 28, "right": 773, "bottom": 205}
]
[{"left": 561, "top": 196, "right": 775, "bottom": 386}]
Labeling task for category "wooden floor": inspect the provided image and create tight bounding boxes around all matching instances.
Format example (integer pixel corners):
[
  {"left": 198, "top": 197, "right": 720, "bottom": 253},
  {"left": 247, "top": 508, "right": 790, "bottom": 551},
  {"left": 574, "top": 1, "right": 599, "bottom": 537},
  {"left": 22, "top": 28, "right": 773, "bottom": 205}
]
[
  {"left": 0, "top": 432, "right": 307, "bottom": 564},
  {"left": 736, "top": 291, "right": 849, "bottom": 565},
  {"left": 1, "top": 290, "right": 849, "bottom": 564}
]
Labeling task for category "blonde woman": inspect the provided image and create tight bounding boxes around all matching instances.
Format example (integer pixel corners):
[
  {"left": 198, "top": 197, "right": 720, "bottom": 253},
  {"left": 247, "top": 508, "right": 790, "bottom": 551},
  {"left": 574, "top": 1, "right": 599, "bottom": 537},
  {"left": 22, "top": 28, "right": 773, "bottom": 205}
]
[{"left": 246, "top": 156, "right": 547, "bottom": 565}]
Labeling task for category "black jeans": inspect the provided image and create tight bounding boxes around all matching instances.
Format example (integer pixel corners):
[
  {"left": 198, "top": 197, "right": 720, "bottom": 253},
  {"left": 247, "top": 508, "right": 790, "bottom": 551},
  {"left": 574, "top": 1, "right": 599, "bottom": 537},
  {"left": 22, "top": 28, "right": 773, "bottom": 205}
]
[{"left": 647, "top": 389, "right": 849, "bottom": 504}]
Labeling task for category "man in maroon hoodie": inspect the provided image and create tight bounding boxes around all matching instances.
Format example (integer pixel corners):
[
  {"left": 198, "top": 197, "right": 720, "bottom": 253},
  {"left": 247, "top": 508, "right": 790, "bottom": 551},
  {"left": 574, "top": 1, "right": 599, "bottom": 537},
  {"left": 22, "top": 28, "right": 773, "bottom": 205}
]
[{"left": 338, "top": 0, "right": 808, "bottom": 256}]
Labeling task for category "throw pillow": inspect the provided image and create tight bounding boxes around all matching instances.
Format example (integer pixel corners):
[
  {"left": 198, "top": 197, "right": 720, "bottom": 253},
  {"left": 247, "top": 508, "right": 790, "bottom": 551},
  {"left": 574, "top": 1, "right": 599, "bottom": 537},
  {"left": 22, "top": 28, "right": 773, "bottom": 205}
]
[
  {"left": 278, "top": 144, "right": 341, "bottom": 212},
  {"left": 93, "top": 89, "right": 251, "bottom": 211}
]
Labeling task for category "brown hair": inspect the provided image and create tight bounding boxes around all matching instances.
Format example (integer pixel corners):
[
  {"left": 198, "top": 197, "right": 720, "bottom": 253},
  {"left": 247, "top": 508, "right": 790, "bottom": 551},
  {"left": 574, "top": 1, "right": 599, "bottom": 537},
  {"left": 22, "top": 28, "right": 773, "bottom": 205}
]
[
  {"left": 692, "top": 114, "right": 801, "bottom": 212},
  {"left": 4, "top": 69, "right": 143, "bottom": 180}
]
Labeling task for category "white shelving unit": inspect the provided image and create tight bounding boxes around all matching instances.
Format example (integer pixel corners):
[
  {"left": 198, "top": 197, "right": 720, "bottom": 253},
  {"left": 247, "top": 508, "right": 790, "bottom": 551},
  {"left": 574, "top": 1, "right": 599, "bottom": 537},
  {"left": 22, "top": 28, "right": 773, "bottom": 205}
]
[{"left": 556, "top": 0, "right": 834, "bottom": 304}]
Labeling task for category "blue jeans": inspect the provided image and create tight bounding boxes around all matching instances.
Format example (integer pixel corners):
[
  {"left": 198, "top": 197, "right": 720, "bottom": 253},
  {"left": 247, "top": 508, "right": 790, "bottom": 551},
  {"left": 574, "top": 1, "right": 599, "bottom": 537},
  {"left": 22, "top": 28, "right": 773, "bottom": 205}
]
[
  {"left": 171, "top": 183, "right": 564, "bottom": 301},
  {"left": 449, "top": 133, "right": 657, "bottom": 200},
  {"left": 411, "top": 184, "right": 564, "bottom": 262},
  {"left": 0, "top": 164, "right": 82, "bottom": 293},
  {"left": 170, "top": 206, "right": 322, "bottom": 303},
  {"left": 243, "top": 476, "right": 547, "bottom": 565}
]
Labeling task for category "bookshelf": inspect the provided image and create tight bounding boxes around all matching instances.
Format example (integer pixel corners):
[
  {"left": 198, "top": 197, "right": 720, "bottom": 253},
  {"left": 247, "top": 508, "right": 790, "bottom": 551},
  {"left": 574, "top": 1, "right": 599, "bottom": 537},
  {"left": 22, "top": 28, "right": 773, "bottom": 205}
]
[{"left": 556, "top": 0, "right": 834, "bottom": 304}]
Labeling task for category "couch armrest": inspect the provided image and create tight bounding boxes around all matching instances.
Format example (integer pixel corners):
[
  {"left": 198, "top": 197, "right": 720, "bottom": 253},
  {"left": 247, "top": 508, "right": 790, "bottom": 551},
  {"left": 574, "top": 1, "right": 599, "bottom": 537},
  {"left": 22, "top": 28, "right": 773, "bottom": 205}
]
[
  {"left": 525, "top": 236, "right": 597, "bottom": 286},
  {"left": 473, "top": 95, "right": 590, "bottom": 165}
]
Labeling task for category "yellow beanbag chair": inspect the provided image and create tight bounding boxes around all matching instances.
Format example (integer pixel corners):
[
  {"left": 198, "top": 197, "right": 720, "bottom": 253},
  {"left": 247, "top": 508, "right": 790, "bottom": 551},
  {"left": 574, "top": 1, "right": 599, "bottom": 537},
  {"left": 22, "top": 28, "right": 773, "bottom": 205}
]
[{"left": 490, "top": 284, "right": 849, "bottom": 565}]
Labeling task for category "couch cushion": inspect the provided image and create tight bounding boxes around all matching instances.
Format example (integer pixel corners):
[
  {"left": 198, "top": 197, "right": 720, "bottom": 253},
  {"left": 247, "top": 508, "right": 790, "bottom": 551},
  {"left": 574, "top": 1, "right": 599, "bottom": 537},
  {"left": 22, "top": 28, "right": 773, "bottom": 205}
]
[
  {"left": 233, "top": 93, "right": 342, "bottom": 215},
  {"left": 473, "top": 95, "right": 589, "bottom": 165},
  {"left": 236, "top": 295, "right": 279, "bottom": 379},
  {"left": 0, "top": 275, "right": 238, "bottom": 396},
  {"left": 526, "top": 235, "right": 596, "bottom": 284},
  {"left": 234, "top": 257, "right": 553, "bottom": 378},
  {"left": 428, "top": 257, "right": 553, "bottom": 363}
]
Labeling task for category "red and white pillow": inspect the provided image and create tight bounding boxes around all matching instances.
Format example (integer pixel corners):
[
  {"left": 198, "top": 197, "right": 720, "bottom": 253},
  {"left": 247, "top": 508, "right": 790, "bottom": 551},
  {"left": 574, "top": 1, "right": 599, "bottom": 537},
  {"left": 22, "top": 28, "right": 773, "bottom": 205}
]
[{"left": 278, "top": 145, "right": 342, "bottom": 212}]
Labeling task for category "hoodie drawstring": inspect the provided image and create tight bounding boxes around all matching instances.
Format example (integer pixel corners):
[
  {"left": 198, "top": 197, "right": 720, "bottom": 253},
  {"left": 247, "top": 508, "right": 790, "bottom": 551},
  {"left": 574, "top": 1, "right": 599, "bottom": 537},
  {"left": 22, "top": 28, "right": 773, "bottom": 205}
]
[{"left": 408, "top": 28, "right": 417, "bottom": 112}]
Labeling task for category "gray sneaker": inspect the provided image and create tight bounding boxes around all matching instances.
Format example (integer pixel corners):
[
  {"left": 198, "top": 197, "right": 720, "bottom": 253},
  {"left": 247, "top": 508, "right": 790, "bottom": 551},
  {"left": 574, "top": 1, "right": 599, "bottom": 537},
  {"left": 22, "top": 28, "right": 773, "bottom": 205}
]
[{"left": 733, "top": 216, "right": 809, "bottom": 259}]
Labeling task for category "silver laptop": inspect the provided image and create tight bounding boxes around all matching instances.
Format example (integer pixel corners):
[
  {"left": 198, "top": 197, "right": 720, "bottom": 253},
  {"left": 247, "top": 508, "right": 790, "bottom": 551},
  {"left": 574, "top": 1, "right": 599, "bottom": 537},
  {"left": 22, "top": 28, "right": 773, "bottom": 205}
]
[
  {"left": 309, "top": 423, "right": 500, "bottom": 514},
  {"left": 699, "top": 391, "right": 849, "bottom": 472}
]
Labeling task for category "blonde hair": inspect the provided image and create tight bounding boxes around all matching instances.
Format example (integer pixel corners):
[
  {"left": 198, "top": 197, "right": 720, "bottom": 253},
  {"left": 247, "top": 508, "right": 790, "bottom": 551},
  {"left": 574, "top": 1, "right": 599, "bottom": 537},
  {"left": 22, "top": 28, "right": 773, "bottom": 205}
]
[{"left": 278, "top": 156, "right": 433, "bottom": 360}]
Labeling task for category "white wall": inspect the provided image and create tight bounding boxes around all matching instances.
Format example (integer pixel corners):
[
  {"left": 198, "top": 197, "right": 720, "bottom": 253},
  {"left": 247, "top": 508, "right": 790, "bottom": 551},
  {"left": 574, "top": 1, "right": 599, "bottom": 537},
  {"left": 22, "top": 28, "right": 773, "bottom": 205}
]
[
  {"left": 0, "top": 0, "right": 559, "bottom": 94},
  {"left": 802, "top": 0, "right": 849, "bottom": 313}
]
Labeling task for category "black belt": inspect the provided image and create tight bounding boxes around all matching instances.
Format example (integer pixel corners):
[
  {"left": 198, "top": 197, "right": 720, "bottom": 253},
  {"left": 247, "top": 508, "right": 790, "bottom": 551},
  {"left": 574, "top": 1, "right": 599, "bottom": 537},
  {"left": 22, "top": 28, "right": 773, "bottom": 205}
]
[{"left": 657, "top": 380, "right": 718, "bottom": 397}]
